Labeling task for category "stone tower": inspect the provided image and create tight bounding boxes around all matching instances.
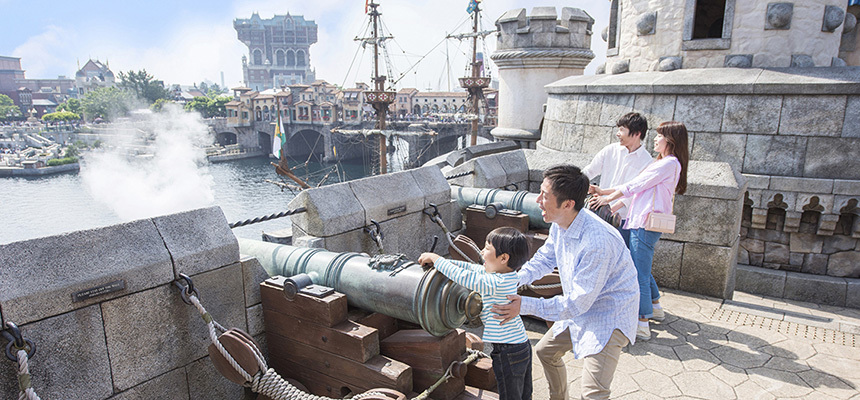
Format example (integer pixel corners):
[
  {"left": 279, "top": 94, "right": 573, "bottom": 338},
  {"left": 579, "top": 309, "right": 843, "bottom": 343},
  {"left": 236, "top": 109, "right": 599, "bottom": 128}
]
[
  {"left": 490, "top": 7, "right": 595, "bottom": 148},
  {"left": 601, "top": 0, "right": 859, "bottom": 73},
  {"left": 234, "top": 13, "right": 318, "bottom": 91}
]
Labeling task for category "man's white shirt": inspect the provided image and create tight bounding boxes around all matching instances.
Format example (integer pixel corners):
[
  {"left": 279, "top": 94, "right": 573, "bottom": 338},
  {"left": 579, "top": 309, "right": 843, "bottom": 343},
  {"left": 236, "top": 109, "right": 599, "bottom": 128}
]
[{"left": 582, "top": 143, "right": 652, "bottom": 220}]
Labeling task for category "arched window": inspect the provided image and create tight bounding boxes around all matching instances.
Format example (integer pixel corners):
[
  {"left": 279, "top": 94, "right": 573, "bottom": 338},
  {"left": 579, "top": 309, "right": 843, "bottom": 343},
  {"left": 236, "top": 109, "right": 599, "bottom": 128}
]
[
  {"left": 253, "top": 49, "right": 263, "bottom": 65},
  {"left": 431, "top": 105, "right": 439, "bottom": 113},
  {"left": 441, "top": 105, "right": 448, "bottom": 113},
  {"left": 413, "top": 105, "right": 421, "bottom": 115},
  {"left": 255, "top": 106, "right": 262, "bottom": 121},
  {"left": 287, "top": 50, "right": 296, "bottom": 66},
  {"left": 296, "top": 50, "right": 306, "bottom": 67},
  {"left": 276, "top": 50, "right": 285, "bottom": 66},
  {"left": 263, "top": 106, "right": 270, "bottom": 121},
  {"left": 422, "top": 105, "right": 429, "bottom": 113}
]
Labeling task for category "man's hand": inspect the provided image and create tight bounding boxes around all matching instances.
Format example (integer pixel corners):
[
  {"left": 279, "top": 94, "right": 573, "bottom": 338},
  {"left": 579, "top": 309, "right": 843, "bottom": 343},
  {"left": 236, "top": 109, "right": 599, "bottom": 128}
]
[
  {"left": 417, "top": 252, "right": 440, "bottom": 267},
  {"left": 491, "top": 295, "right": 522, "bottom": 325}
]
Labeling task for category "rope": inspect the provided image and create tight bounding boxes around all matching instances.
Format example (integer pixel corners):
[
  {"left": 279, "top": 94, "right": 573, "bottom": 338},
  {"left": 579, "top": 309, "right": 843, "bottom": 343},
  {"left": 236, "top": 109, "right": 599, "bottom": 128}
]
[
  {"left": 412, "top": 350, "right": 484, "bottom": 400},
  {"left": 16, "top": 350, "right": 39, "bottom": 400},
  {"left": 523, "top": 283, "right": 563, "bottom": 291},
  {"left": 430, "top": 214, "right": 478, "bottom": 264},
  {"left": 444, "top": 170, "right": 474, "bottom": 180},
  {"left": 229, "top": 208, "right": 307, "bottom": 229}
]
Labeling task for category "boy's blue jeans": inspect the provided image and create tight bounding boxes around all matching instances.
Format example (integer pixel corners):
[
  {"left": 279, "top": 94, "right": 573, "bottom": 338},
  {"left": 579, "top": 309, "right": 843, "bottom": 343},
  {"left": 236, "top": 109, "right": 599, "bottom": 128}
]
[{"left": 490, "top": 341, "right": 533, "bottom": 400}]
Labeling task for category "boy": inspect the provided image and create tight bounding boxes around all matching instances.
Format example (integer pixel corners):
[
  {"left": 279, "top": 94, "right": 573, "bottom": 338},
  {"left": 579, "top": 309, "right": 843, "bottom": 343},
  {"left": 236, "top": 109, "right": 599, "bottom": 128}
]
[{"left": 418, "top": 227, "right": 532, "bottom": 400}]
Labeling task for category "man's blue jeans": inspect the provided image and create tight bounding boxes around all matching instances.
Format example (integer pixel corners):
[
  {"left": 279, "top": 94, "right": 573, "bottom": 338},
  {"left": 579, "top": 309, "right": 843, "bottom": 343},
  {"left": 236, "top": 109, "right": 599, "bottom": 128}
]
[
  {"left": 490, "top": 341, "right": 533, "bottom": 400},
  {"left": 629, "top": 228, "right": 662, "bottom": 319}
]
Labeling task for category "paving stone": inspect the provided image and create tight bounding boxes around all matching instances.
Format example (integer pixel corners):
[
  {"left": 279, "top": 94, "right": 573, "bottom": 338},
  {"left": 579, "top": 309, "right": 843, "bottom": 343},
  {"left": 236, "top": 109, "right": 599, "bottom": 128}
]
[
  {"left": 649, "top": 324, "right": 687, "bottom": 348},
  {"left": 735, "top": 264, "right": 786, "bottom": 298},
  {"left": 763, "top": 356, "right": 810, "bottom": 373},
  {"left": 614, "top": 390, "right": 664, "bottom": 399},
  {"left": 672, "top": 344, "right": 721, "bottom": 371},
  {"left": 289, "top": 182, "right": 365, "bottom": 237},
  {"left": 722, "top": 95, "right": 782, "bottom": 134},
  {"left": 0, "top": 218, "right": 173, "bottom": 325},
  {"left": 805, "top": 137, "right": 860, "bottom": 180},
  {"left": 0, "top": 305, "right": 112, "bottom": 400},
  {"left": 758, "top": 340, "right": 817, "bottom": 361},
  {"left": 728, "top": 325, "right": 788, "bottom": 349},
  {"left": 778, "top": 95, "right": 845, "bottom": 137},
  {"left": 674, "top": 95, "right": 725, "bottom": 132},
  {"left": 784, "top": 271, "right": 846, "bottom": 306},
  {"left": 710, "top": 342, "right": 772, "bottom": 369},
  {"left": 743, "top": 135, "right": 807, "bottom": 176},
  {"left": 747, "top": 367, "right": 813, "bottom": 398},
  {"left": 732, "top": 380, "right": 777, "bottom": 400},
  {"left": 812, "top": 342, "right": 860, "bottom": 359},
  {"left": 672, "top": 371, "right": 735, "bottom": 399},
  {"left": 797, "top": 369, "right": 860, "bottom": 399},
  {"left": 186, "top": 356, "right": 246, "bottom": 400},
  {"left": 101, "top": 264, "right": 246, "bottom": 391},
  {"left": 709, "top": 363, "right": 750, "bottom": 387},
  {"left": 109, "top": 368, "right": 189, "bottom": 400},
  {"left": 631, "top": 369, "right": 682, "bottom": 397},
  {"left": 615, "top": 352, "right": 647, "bottom": 375},
  {"left": 628, "top": 343, "right": 684, "bottom": 377},
  {"left": 152, "top": 206, "right": 239, "bottom": 276}
]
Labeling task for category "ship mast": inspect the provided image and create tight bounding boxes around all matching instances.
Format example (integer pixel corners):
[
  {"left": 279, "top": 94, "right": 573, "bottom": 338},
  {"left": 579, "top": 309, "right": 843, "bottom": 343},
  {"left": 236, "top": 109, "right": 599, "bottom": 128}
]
[
  {"left": 450, "top": 2, "right": 492, "bottom": 147},
  {"left": 359, "top": 1, "right": 396, "bottom": 174}
]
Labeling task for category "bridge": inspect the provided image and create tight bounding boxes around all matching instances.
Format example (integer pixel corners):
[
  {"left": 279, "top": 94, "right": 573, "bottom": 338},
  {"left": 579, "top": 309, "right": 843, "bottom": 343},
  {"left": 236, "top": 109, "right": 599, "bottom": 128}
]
[{"left": 206, "top": 117, "right": 495, "bottom": 166}]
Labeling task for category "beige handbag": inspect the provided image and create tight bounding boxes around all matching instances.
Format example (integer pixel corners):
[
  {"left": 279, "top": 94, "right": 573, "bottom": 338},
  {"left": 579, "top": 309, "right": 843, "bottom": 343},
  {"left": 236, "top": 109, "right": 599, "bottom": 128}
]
[{"left": 644, "top": 165, "right": 678, "bottom": 234}]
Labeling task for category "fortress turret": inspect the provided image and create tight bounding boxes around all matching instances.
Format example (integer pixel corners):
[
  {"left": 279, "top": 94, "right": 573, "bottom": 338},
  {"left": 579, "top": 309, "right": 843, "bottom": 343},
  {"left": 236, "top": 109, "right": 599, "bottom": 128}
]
[{"left": 490, "top": 7, "right": 595, "bottom": 148}]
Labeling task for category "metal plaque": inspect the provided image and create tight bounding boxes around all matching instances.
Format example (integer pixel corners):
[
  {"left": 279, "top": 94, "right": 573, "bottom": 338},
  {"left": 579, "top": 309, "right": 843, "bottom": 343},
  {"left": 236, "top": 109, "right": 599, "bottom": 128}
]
[
  {"left": 387, "top": 205, "right": 407, "bottom": 215},
  {"left": 72, "top": 280, "right": 126, "bottom": 302}
]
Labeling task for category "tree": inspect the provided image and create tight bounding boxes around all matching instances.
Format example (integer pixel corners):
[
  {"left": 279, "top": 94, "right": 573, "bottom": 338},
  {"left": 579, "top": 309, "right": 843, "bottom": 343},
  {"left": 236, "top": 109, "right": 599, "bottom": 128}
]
[
  {"left": 184, "top": 95, "right": 231, "bottom": 118},
  {"left": 42, "top": 111, "right": 81, "bottom": 123},
  {"left": 117, "top": 69, "right": 170, "bottom": 105},
  {"left": 0, "top": 94, "right": 22, "bottom": 121},
  {"left": 57, "top": 98, "right": 83, "bottom": 115},
  {"left": 81, "top": 87, "right": 134, "bottom": 121},
  {"left": 150, "top": 98, "right": 174, "bottom": 113}
]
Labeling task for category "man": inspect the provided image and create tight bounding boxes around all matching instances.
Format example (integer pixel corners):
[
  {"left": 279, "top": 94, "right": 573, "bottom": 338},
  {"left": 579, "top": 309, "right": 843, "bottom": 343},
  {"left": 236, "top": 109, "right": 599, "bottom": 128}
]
[
  {"left": 493, "top": 165, "right": 639, "bottom": 400},
  {"left": 582, "top": 112, "right": 652, "bottom": 247}
]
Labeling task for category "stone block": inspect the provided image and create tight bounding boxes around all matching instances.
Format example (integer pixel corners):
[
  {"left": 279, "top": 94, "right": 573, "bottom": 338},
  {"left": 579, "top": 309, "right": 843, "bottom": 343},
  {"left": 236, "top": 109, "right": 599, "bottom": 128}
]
[
  {"left": 674, "top": 95, "right": 725, "bottom": 132},
  {"left": 764, "top": 242, "right": 790, "bottom": 264},
  {"left": 797, "top": 193, "right": 834, "bottom": 214},
  {"left": 823, "top": 235, "right": 857, "bottom": 254},
  {"left": 350, "top": 169, "right": 426, "bottom": 226},
  {"left": 734, "top": 264, "right": 785, "bottom": 298},
  {"left": 152, "top": 206, "right": 240, "bottom": 276},
  {"left": 743, "top": 174, "right": 770, "bottom": 190},
  {"left": 574, "top": 95, "right": 603, "bottom": 125},
  {"left": 636, "top": 11, "right": 657, "bottom": 35},
  {"left": 494, "top": 150, "right": 530, "bottom": 185},
  {"left": 318, "top": 227, "right": 375, "bottom": 254},
  {"left": 789, "top": 252, "right": 804, "bottom": 268},
  {"left": 247, "top": 303, "right": 265, "bottom": 337},
  {"left": 632, "top": 94, "right": 676, "bottom": 129},
  {"left": 560, "top": 123, "right": 585, "bottom": 153},
  {"left": 657, "top": 56, "right": 682, "bottom": 72},
  {"left": 102, "top": 263, "right": 246, "bottom": 390},
  {"left": 802, "top": 253, "right": 829, "bottom": 275},
  {"left": 805, "top": 137, "right": 860, "bottom": 180},
  {"left": 289, "top": 182, "right": 365, "bottom": 237},
  {"left": 598, "top": 94, "right": 635, "bottom": 126},
  {"left": 762, "top": 190, "right": 797, "bottom": 211},
  {"left": 0, "top": 219, "right": 173, "bottom": 325},
  {"left": 611, "top": 60, "right": 630, "bottom": 75},
  {"left": 186, "top": 356, "right": 246, "bottom": 400},
  {"left": 784, "top": 271, "right": 846, "bottom": 306},
  {"left": 743, "top": 135, "right": 807, "bottom": 176},
  {"left": 0, "top": 306, "right": 112, "bottom": 399},
  {"left": 822, "top": 5, "right": 845, "bottom": 32},
  {"left": 778, "top": 95, "right": 845, "bottom": 137},
  {"left": 833, "top": 179, "right": 860, "bottom": 195},
  {"left": 827, "top": 251, "right": 860, "bottom": 278},
  {"left": 581, "top": 125, "right": 617, "bottom": 156},
  {"left": 241, "top": 255, "right": 268, "bottom": 307},
  {"left": 722, "top": 95, "right": 781, "bottom": 134},
  {"left": 741, "top": 238, "right": 765, "bottom": 253},
  {"left": 291, "top": 234, "right": 325, "bottom": 249},
  {"left": 746, "top": 227, "right": 790, "bottom": 244},
  {"left": 846, "top": 279, "right": 860, "bottom": 309},
  {"left": 410, "top": 166, "right": 452, "bottom": 208},
  {"left": 750, "top": 252, "right": 764, "bottom": 266},
  {"left": 790, "top": 54, "right": 816, "bottom": 68},
  {"left": 789, "top": 233, "right": 824, "bottom": 253},
  {"left": 835, "top": 195, "right": 860, "bottom": 213},
  {"left": 843, "top": 96, "right": 860, "bottom": 138},
  {"left": 737, "top": 246, "right": 750, "bottom": 264},
  {"left": 523, "top": 147, "right": 592, "bottom": 183},
  {"left": 769, "top": 177, "right": 834, "bottom": 194},
  {"left": 690, "top": 133, "right": 747, "bottom": 165},
  {"left": 725, "top": 54, "right": 753, "bottom": 68},
  {"left": 680, "top": 242, "right": 737, "bottom": 299},
  {"left": 653, "top": 239, "right": 683, "bottom": 289},
  {"left": 765, "top": 3, "right": 793, "bottom": 30},
  {"left": 381, "top": 200, "right": 461, "bottom": 260},
  {"left": 110, "top": 368, "right": 189, "bottom": 400},
  {"left": 473, "top": 154, "right": 509, "bottom": 189},
  {"left": 667, "top": 196, "right": 743, "bottom": 247}
]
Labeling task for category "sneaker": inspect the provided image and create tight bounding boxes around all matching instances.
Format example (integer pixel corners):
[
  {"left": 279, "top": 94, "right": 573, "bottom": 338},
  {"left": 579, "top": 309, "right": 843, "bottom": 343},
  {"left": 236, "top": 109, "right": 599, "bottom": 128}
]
[
  {"left": 636, "top": 322, "right": 651, "bottom": 341},
  {"left": 652, "top": 305, "right": 665, "bottom": 321}
]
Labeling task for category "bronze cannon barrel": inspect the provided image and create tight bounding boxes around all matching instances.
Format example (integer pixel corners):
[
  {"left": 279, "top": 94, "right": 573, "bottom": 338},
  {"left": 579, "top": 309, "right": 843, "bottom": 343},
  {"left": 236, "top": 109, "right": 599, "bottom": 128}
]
[
  {"left": 238, "top": 239, "right": 481, "bottom": 337},
  {"left": 452, "top": 187, "right": 549, "bottom": 229}
]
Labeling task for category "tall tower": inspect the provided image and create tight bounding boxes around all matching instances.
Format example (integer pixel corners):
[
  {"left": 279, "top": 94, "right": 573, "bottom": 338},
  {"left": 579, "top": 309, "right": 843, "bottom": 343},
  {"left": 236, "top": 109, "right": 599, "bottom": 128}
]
[{"left": 234, "top": 12, "right": 318, "bottom": 91}]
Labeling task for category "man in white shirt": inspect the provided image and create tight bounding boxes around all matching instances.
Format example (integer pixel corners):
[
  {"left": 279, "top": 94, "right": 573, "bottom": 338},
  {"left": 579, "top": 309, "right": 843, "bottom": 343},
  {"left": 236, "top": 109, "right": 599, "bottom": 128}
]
[{"left": 582, "top": 112, "right": 652, "bottom": 247}]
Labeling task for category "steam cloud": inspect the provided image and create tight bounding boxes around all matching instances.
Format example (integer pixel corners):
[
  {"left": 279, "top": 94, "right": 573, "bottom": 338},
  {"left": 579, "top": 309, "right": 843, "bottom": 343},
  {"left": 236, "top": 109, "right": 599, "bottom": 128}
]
[{"left": 81, "top": 104, "right": 215, "bottom": 221}]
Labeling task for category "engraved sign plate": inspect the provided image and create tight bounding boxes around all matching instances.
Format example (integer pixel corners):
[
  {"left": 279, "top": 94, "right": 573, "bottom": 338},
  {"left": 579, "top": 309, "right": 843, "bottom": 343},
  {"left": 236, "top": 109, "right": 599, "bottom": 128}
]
[
  {"left": 387, "top": 205, "right": 407, "bottom": 215},
  {"left": 72, "top": 280, "right": 126, "bottom": 302}
]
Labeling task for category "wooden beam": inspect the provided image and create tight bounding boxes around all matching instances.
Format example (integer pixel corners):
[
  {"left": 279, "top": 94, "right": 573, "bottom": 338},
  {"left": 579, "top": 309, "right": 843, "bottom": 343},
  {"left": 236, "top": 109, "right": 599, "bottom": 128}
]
[
  {"left": 264, "top": 308, "right": 380, "bottom": 363},
  {"left": 261, "top": 279, "right": 348, "bottom": 328}
]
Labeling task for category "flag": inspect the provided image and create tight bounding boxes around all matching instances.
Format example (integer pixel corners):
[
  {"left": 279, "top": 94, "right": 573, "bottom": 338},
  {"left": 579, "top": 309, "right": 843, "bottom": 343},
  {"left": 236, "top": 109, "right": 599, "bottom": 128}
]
[
  {"left": 851, "top": 0, "right": 860, "bottom": 5},
  {"left": 467, "top": 0, "right": 479, "bottom": 14},
  {"left": 273, "top": 110, "right": 286, "bottom": 159},
  {"left": 365, "top": 0, "right": 370, "bottom": 14}
]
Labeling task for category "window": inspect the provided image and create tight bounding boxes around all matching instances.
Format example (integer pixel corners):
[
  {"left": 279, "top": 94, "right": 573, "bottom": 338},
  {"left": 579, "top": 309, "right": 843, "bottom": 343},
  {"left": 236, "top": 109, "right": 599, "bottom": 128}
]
[
  {"left": 607, "top": 0, "right": 620, "bottom": 55},
  {"left": 287, "top": 50, "right": 296, "bottom": 66},
  {"left": 682, "top": 0, "right": 735, "bottom": 50},
  {"left": 296, "top": 50, "right": 306, "bottom": 67},
  {"left": 693, "top": 0, "right": 727, "bottom": 39},
  {"left": 276, "top": 50, "right": 285, "bottom": 66},
  {"left": 253, "top": 49, "right": 263, "bottom": 65}
]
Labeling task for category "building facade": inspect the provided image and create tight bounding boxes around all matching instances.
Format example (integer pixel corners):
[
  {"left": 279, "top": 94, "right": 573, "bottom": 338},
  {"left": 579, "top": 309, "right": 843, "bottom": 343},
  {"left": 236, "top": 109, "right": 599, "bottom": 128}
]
[
  {"left": 0, "top": 56, "right": 75, "bottom": 114},
  {"left": 234, "top": 13, "right": 318, "bottom": 91},
  {"left": 75, "top": 59, "right": 115, "bottom": 97}
]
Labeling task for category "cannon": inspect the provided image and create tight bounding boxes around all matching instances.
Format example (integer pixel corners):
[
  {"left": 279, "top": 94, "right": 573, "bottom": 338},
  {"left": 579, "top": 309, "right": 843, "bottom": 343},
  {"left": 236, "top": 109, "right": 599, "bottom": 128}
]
[
  {"left": 452, "top": 187, "right": 548, "bottom": 229},
  {"left": 238, "top": 239, "right": 482, "bottom": 337}
]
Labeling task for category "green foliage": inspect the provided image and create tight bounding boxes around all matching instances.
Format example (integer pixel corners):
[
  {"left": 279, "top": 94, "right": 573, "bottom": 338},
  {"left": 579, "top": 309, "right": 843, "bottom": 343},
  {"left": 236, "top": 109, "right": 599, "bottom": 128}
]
[
  {"left": 42, "top": 110, "right": 81, "bottom": 122},
  {"left": 118, "top": 69, "right": 170, "bottom": 104},
  {"left": 93, "top": 140, "right": 102, "bottom": 148},
  {"left": 0, "top": 94, "right": 22, "bottom": 120},
  {"left": 81, "top": 87, "right": 134, "bottom": 121},
  {"left": 64, "top": 143, "right": 80, "bottom": 158},
  {"left": 184, "top": 95, "right": 231, "bottom": 118},
  {"left": 56, "top": 98, "right": 83, "bottom": 115},
  {"left": 150, "top": 98, "right": 174, "bottom": 113},
  {"left": 47, "top": 157, "right": 79, "bottom": 166}
]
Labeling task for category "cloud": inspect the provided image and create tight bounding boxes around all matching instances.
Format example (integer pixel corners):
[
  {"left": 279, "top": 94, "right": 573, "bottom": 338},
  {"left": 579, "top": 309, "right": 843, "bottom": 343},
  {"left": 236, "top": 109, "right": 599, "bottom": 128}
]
[{"left": 12, "top": 26, "right": 80, "bottom": 79}]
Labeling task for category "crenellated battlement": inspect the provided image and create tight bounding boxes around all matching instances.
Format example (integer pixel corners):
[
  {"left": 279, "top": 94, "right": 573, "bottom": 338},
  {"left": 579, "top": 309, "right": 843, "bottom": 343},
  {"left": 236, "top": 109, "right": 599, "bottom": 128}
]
[{"left": 492, "top": 7, "right": 595, "bottom": 69}]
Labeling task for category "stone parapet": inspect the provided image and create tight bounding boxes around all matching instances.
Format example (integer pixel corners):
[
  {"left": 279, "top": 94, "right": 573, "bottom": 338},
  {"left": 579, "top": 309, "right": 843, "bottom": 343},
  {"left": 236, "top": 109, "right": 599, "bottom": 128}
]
[{"left": 0, "top": 206, "right": 262, "bottom": 399}]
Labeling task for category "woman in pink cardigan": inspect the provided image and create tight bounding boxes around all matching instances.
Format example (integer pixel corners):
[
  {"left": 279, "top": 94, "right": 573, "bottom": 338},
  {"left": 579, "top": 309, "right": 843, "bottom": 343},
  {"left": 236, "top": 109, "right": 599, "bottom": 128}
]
[{"left": 593, "top": 121, "right": 689, "bottom": 341}]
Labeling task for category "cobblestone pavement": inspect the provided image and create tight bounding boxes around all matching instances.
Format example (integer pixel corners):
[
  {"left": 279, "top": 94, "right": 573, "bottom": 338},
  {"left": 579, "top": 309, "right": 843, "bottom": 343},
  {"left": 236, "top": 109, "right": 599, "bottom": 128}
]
[{"left": 519, "top": 289, "right": 860, "bottom": 399}]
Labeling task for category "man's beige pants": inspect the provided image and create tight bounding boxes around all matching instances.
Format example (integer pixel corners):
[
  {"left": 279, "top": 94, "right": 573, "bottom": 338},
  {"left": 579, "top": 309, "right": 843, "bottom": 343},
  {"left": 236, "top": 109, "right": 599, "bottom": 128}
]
[{"left": 534, "top": 328, "right": 628, "bottom": 400}]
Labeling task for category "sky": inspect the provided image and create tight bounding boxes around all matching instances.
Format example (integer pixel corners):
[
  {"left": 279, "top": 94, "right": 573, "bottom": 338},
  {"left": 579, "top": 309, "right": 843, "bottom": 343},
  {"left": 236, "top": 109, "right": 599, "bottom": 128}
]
[{"left": 1, "top": 0, "right": 610, "bottom": 92}]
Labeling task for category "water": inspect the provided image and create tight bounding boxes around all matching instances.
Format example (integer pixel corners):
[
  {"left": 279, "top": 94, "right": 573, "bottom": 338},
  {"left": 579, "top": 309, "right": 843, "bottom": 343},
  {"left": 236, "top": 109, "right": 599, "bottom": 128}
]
[{"left": 0, "top": 156, "right": 372, "bottom": 245}]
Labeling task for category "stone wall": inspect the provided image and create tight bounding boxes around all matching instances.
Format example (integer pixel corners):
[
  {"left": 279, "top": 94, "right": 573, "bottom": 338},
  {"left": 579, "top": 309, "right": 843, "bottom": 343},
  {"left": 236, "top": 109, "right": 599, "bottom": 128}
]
[
  {"left": 0, "top": 207, "right": 268, "bottom": 399},
  {"left": 608, "top": 0, "right": 847, "bottom": 72}
]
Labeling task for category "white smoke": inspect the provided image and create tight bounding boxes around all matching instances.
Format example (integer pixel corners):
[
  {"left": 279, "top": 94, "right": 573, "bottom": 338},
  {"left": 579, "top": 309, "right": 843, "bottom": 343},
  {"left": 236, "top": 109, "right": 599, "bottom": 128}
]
[{"left": 81, "top": 103, "right": 215, "bottom": 221}]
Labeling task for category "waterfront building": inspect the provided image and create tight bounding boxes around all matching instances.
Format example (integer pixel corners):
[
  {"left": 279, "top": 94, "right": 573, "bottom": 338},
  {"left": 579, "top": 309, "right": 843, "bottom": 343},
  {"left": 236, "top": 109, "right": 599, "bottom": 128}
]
[
  {"left": 0, "top": 56, "right": 75, "bottom": 113},
  {"left": 74, "top": 59, "right": 115, "bottom": 97},
  {"left": 394, "top": 88, "right": 419, "bottom": 118},
  {"left": 339, "top": 88, "right": 364, "bottom": 123},
  {"left": 412, "top": 91, "right": 469, "bottom": 117},
  {"left": 234, "top": 13, "right": 318, "bottom": 91}
]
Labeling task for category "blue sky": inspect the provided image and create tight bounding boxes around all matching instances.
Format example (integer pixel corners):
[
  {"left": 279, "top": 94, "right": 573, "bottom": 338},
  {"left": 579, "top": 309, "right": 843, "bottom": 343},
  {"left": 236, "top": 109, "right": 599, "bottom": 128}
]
[{"left": 1, "top": 0, "right": 609, "bottom": 91}]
